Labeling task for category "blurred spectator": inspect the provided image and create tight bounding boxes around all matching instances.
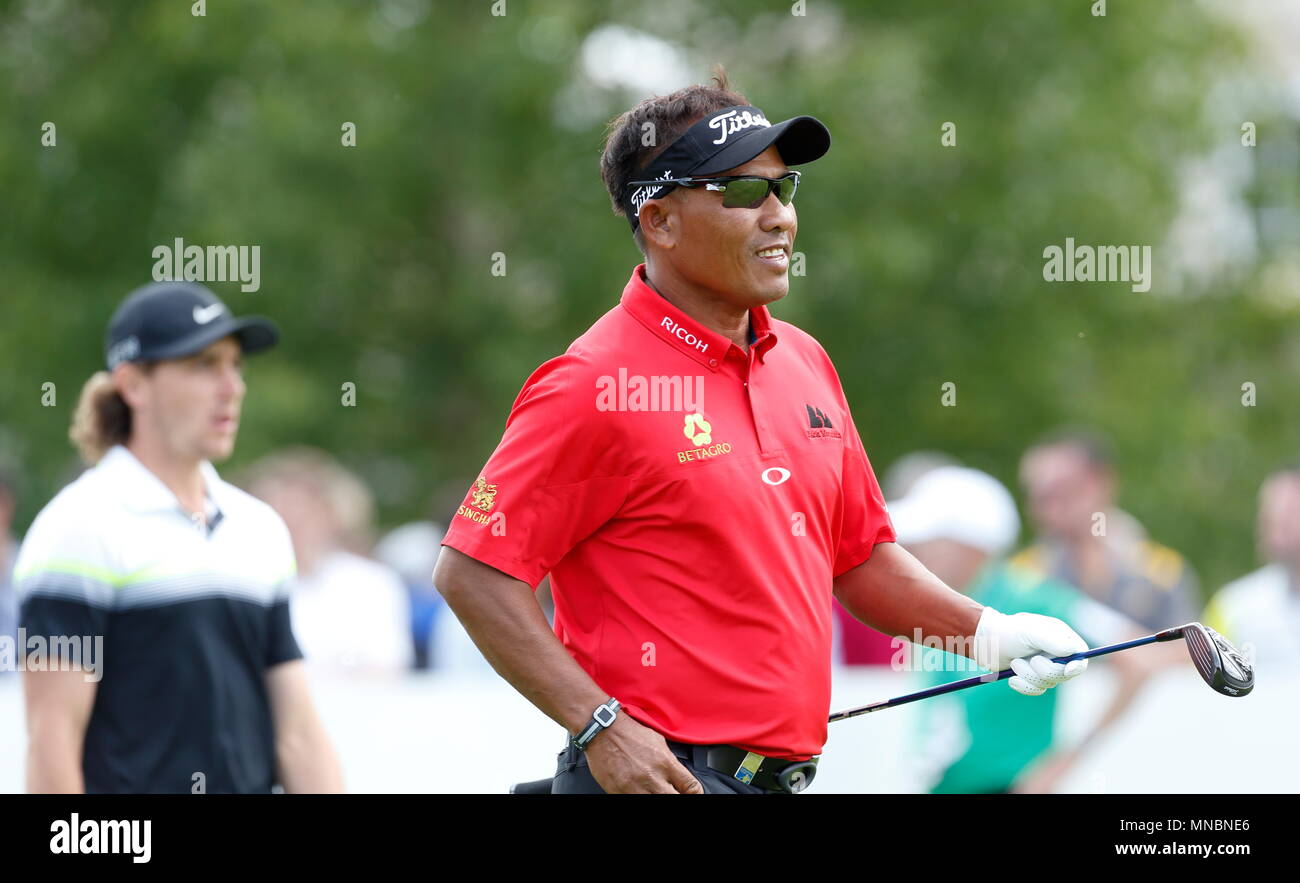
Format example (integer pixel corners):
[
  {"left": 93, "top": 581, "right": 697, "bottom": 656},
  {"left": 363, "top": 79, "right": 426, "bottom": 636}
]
[
  {"left": 836, "top": 451, "right": 963, "bottom": 665},
  {"left": 1013, "top": 430, "right": 1199, "bottom": 630},
  {"left": 0, "top": 464, "right": 18, "bottom": 663},
  {"left": 897, "top": 467, "right": 1159, "bottom": 793},
  {"left": 880, "top": 450, "right": 962, "bottom": 501},
  {"left": 1204, "top": 463, "right": 1300, "bottom": 673},
  {"left": 373, "top": 521, "right": 444, "bottom": 670},
  {"left": 245, "top": 448, "right": 412, "bottom": 676}
]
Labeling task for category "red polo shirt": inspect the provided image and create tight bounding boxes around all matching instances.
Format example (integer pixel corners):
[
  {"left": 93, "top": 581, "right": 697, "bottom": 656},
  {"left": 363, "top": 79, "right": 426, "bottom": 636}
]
[{"left": 441, "top": 264, "right": 894, "bottom": 759}]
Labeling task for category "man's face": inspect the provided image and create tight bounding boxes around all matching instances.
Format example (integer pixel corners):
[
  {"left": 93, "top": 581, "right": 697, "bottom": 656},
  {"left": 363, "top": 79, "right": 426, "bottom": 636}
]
[
  {"left": 122, "top": 336, "right": 246, "bottom": 462},
  {"left": 251, "top": 475, "right": 338, "bottom": 556},
  {"left": 1258, "top": 473, "right": 1300, "bottom": 565},
  {"left": 643, "top": 144, "right": 797, "bottom": 309},
  {"left": 1020, "top": 444, "right": 1112, "bottom": 539}
]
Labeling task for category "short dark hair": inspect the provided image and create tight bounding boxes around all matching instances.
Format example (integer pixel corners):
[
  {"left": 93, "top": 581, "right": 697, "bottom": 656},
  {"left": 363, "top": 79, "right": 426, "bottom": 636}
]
[
  {"left": 1028, "top": 427, "right": 1115, "bottom": 473},
  {"left": 599, "top": 66, "right": 749, "bottom": 255}
]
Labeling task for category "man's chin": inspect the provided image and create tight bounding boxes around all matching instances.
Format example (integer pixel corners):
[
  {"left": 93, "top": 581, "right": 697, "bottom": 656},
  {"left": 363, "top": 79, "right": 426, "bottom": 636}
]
[
  {"left": 752, "top": 276, "right": 789, "bottom": 306},
  {"left": 202, "top": 436, "right": 238, "bottom": 462}
]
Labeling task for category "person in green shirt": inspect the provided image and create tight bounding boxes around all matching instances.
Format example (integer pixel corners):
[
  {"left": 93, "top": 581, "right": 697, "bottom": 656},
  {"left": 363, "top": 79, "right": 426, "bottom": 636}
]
[{"left": 888, "top": 464, "right": 1174, "bottom": 793}]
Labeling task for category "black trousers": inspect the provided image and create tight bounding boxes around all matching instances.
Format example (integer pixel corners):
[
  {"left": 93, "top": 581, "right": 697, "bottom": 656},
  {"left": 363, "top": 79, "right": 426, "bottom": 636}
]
[{"left": 550, "top": 740, "right": 784, "bottom": 794}]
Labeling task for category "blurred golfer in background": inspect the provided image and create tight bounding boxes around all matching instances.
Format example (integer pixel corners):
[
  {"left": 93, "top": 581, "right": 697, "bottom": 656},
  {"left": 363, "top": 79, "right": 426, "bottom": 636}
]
[
  {"left": 1205, "top": 462, "right": 1300, "bottom": 674},
  {"left": 16, "top": 281, "right": 342, "bottom": 793},
  {"left": 1015, "top": 430, "right": 1199, "bottom": 631},
  {"left": 895, "top": 466, "right": 1170, "bottom": 793}
]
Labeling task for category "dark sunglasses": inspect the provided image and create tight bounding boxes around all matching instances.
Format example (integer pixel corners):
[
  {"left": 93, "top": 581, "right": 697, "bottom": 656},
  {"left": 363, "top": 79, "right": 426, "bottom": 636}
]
[{"left": 628, "top": 171, "right": 800, "bottom": 209}]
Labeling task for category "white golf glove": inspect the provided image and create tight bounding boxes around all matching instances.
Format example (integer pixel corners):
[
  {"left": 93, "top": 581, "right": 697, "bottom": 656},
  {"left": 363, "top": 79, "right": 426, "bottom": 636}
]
[{"left": 973, "top": 606, "right": 1089, "bottom": 696}]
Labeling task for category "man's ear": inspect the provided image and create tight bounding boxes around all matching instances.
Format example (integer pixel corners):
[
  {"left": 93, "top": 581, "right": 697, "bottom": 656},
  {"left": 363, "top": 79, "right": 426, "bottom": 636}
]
[
  {"left": 114, "top": 362, "right": 147, "bottom": 410},
  {"left": 639, "top": 199, "right": 677, "bottom": 252}
]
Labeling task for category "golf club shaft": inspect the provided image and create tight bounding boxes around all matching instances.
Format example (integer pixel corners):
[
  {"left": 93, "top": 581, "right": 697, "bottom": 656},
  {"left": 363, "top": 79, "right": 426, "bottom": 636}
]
[{"left": 828, "top": 625, "right": 1186, "bottom": 723}]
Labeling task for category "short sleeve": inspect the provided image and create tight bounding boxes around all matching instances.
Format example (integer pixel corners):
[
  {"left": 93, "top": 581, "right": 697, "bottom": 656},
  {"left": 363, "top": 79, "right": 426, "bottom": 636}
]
[
  {"left": 264, "top": 515, "right": 303, "bottom": 669},
  {"left": 14, "top": 505, "right": 117, "bottom": 654},
  {"left": 833, "top": 408, "right": 896, "bottom": 577},
  {"left": 440, "top": 354, "right": 631, "bottom": 589}
]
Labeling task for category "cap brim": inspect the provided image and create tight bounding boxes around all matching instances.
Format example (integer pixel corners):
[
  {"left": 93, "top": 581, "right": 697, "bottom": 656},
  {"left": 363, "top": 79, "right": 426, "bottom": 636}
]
[
  {"left": 147, "top": 315, "right": 280, "bottom": 362},
  {"left": 692, "top": 115, "right": 831, "bottom": 176}
]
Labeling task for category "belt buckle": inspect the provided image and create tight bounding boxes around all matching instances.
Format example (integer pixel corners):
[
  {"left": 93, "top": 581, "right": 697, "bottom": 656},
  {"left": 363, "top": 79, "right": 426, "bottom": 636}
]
[{"left": 774, "top": 761, "right": 818, "bottom": 794}]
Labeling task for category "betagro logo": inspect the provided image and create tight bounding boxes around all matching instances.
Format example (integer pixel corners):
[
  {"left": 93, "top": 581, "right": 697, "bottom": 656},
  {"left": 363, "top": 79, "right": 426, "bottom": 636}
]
[{"left": 676, "top": 412, "right": 732, "bottom": 463}]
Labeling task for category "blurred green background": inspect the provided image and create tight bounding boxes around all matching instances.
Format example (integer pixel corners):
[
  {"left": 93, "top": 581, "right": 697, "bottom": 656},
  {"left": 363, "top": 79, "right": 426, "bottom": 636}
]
[{"left": 1, "top": 0, "right": 1297, "bottom": 596}]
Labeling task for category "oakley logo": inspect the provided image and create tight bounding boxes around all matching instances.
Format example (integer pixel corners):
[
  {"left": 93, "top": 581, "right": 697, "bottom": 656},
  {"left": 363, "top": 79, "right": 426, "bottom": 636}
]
[
  {"left": 193, "top": 303, "right": 226, "bottom": 325},
  {"left": 761, "top": 467, "right": 791, "bottom": 486},
  {"left": 708, "top": 109, "right": 771, "bottom": 146},
  {"left": 660, "top": 317, "right": 709, "bottom": 353}
]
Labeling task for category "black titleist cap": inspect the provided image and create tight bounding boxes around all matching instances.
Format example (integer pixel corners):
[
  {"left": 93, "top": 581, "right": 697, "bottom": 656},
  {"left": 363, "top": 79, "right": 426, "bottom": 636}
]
[
  {"left": 622, "top": 104, "right": 831, "bottom": 232},
  {"left": 105, "top": 281, "right": 279, "bottom": 370}
]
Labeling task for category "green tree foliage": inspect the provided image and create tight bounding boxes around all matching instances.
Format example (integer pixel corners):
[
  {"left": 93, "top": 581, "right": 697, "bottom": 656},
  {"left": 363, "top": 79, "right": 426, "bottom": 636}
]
[{"left": 0, "top": 0, "right": 1291, "bottom": 595}]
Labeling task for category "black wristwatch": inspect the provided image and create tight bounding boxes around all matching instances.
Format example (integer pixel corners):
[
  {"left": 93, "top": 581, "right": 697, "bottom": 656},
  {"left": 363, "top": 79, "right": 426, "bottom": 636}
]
[{"left": 571, "top": 697, "right": 620, "bottom": 751}]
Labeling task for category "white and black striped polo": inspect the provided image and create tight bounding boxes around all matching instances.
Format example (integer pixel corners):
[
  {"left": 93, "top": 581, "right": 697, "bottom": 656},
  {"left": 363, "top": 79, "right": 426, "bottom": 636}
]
[{"left": 15, "top": 445, "right": 300, "bottom": 793}]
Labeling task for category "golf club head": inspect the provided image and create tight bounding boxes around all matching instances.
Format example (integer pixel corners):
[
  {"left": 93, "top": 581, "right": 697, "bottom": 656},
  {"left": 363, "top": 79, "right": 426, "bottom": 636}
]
[{"left": 1181, "top": 622, "right": 1254, "bottom": 697}]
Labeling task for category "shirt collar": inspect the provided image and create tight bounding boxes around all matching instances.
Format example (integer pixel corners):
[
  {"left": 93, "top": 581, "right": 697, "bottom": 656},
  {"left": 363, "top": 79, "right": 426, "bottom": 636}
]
[
  {"left": 619, "top": 263, "right": 778, "bottom": 370},
  {"left": 100, "top": 444, "right": 227, "bottom": 524}
]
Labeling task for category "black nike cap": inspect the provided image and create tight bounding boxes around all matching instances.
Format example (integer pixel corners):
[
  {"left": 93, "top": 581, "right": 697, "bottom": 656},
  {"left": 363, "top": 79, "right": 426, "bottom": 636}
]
[{"left": 105, "top": 282, "right": 280, "bottom": 371}]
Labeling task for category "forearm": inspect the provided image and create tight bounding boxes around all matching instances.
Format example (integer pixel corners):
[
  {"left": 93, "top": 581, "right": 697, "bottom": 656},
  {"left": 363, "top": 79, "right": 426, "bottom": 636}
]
[
  {"left": 26, "top": 731, "right": 86, "bottom": 793},
  {"left": 833, "top": 541, "right": 983, "bottom": 644},
  {"left": 23, "top": 670, "right": 95, "bottom": 794},
  {"left": 436, "top": 550, "right": 610, "bottom": 735},
  {"left": 276, "top": 721, "right": 345, "bottom": 794}
]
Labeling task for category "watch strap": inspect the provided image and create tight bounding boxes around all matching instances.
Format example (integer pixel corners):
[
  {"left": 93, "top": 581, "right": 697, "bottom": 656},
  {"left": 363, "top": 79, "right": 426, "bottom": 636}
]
[{"left": 572, "top": 697, "right": 620, "bottom": 751}]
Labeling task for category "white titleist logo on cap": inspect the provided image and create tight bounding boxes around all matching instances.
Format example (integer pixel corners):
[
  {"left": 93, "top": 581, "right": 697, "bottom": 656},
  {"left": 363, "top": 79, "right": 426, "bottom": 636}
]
[
  {"left": 708, "top": 109, "right": 771, "bottom": 146},
  {"left": 630, "top": 170, "right": 675, "bottom": 214}
]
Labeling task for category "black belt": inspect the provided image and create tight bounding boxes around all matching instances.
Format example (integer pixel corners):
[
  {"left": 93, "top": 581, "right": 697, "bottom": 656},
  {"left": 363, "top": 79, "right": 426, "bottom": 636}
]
[{"left": 665, "top": 740, "right": 818, "bottom": 794}]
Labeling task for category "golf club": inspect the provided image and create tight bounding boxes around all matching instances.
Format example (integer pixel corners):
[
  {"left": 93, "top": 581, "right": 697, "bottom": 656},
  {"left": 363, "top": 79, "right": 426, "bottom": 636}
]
[
  {"left": 509, "top": 622, "right": 1252, "bottom": 791},
  {"left": 828, "top": 621, "right": 1254, "bottom": 723}
]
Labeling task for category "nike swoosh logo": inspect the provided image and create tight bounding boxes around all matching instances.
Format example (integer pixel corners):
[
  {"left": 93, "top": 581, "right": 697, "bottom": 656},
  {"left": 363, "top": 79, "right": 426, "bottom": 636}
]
[{"left": 193, "top": 304, "right": 225, "bottom": 324}]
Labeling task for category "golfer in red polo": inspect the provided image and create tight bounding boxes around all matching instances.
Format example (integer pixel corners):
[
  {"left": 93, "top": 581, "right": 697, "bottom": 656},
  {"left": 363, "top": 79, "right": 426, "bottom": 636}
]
[{"left": 434, "top": 74, "right": 1091, "bottom": 794}]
